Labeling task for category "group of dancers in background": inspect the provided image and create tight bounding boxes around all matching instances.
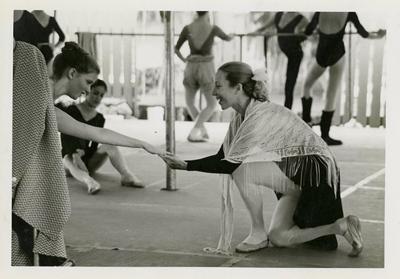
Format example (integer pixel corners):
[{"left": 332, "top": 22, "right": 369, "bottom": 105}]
[
  {"left": 12, "top": 10, "right": 385, "bottom": 266},
  {"left": 177, "top": 11, "right": 385, "bottom": 144}
]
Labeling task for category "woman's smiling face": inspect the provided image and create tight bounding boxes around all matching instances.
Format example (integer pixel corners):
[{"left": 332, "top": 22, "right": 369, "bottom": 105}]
[{"left": 212, "top": 70, "right": 238, "bottom": 110}]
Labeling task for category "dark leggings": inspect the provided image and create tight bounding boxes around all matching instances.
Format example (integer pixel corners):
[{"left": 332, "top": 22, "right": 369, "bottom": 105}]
[{"left": 283, "top": 51, "right": 303, "bottom": 109}]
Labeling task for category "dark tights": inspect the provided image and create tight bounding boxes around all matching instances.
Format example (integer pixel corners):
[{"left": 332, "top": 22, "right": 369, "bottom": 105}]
[{"left": 284, "top": 51, "right": 303, "bottom": 109}]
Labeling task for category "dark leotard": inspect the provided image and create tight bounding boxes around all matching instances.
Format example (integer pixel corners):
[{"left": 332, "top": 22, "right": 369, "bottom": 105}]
[
  {"left": 31, "top": 16, "right": 65, "bottom": 64},
  {"left": 56, "top": 104, "right": 105, "bottom": 165},
  {"left": 13, "top": 11, "right": 38, "bottom": 45},
  {"left": 305, "top": 12, "right": 369, "bottom": 67}
]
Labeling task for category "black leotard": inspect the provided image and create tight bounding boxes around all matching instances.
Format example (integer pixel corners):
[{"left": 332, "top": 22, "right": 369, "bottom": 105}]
[
  {"left": 305, "top": 12, "right": 369, "bottom": 67},
  {"left": 56, "top": 104, "right": 105, "bottom": 164},
  {"left": 31, "top": 16, "right": 65, "bottom": 64}
]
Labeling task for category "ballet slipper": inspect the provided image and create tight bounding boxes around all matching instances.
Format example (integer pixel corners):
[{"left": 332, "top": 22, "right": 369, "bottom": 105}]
[
  {"left": 342, "top": 215, "right": 363, "bottom": 257},
  {"left": 187, "top": 128, "right": 207, "bottom": 142},
  {"left": 235, "top": 239, "right": 269, "bottom": 253},
  {"left": 200, "top": 126, "right": 209, "bottom": 139},
  {"left": 121, "top": 175, "right": 145, "bottom": 188},
  {"left": 87, "top": 179, "right": 101, "bottom": 195}
]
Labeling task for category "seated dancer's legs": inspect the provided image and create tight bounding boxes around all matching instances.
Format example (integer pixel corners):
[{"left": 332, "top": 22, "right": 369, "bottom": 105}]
[
  {"left": 88, "top": 144, "right": 144, "bottom": 187},
  {"left": 63, "top": 154, "right": 100, "bottom": 194}
]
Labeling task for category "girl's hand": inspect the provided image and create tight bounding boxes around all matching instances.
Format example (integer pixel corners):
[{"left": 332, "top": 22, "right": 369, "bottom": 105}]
[
  {"left": 160, "top": 153, "right": 188, "bottom": 170},
  {"left": 143, "top": 143, "right": 165, "bottom": 156}
]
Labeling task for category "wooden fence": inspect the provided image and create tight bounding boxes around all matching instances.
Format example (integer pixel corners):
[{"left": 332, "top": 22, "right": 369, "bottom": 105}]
[{"left": 77, "top": 31, "right": 386, "bottom": 127}]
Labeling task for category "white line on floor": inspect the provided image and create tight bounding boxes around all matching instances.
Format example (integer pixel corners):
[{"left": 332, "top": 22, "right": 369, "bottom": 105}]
[
  {"left": 341, "top": 168, "right": 385, "bottom": 198},
  {"left": 341, "top": 185, "right": 385, "bottom": 191},
  {"left": 359, "top": 185, "right": 385, "bottom": 191},
  {"left": 360, "top": 218, "right": 384, "bottom": 224}
]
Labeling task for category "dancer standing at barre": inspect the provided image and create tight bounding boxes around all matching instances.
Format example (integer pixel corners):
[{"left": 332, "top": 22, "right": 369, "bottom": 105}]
[
  {"left": 175, "top": 11, "right": 233, "bottom": 142},
  {"left": 301, "top": 12, "right": 385, "bottom": 145}
]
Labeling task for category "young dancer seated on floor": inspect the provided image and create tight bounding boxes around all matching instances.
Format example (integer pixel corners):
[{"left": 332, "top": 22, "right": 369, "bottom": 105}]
[
  {"left": 161, "top": 61, "right": 363, "bottom": 257},
  {"left": 56, "top": 79, "right": 145, "bottom": 194}
]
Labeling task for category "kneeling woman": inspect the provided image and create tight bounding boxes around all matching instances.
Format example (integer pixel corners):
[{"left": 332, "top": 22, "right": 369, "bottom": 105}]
[{"left": 162, "top": 61, "right": 363, "bottom": 256}]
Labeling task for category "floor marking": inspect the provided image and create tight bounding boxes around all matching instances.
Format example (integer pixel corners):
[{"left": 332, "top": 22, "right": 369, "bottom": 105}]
[
  {"left": 358, "top": 185, "right": 385, "bottom": 191},
  {"left": 341, "top": 168, "right": 385, "bottom": 198},
  {"left": 341, "top": 184, "right": 385, "bottom": 191},
  {"left": 66, "top": 244, "right": 242, "bottom": 260},
  {"left": 360, "top": 218, "right": 384, "bottom": 224}
]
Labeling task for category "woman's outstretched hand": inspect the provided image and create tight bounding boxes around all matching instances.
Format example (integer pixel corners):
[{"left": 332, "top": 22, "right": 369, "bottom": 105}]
[{"left": 159, "top": 153, "right": 188, "bottom": 170}]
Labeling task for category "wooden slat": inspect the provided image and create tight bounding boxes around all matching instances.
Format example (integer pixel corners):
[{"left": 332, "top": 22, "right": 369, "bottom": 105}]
[
  {"left": 101, "top": 36, "right": 111, "bottom": 96},
  {"left": 332, "top": 72, "right": 342, "bottom": 125},
  {"left": 369, "top": 38, "right": 385, "bottom": 127},
  {"left": 112, "top": 36, "right": 122, "bottom": 98},
  {"left": 342, "top": 34, "right": 357, "bottom": 123},
  {"left": 356, "top": 39, "right": 370, "bottom": 126},
  {"left": 123, "top": 36, "right": 133, "bottom": 106}
]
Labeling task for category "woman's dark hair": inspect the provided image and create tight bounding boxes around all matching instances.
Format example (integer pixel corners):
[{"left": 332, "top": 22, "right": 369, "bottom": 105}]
[
  {"left": 52, "top": 41, "right": 100, "bottom": 80},
  {"left": 218, "top": 62, "right": 268, "bottom": 102},
  {"left": 196, "top": 11, "right": 208, "bottom": 17},
  {"left": 91, "top": 79, "right": 107, "bottom": 91}
]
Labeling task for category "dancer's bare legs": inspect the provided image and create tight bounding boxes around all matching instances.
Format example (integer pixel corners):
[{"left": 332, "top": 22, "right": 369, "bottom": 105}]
[
  {"left": 63, "top": 152, "right": 101, "bottom": 194},
  {"left": 324, "top": 57, "right": 345, "bottom": 111},
  {"left": 233, "top": 161, "right": 363, "bottom": 255},
  {"left": 87, "top": 144, "right": 144, "bottom": 187},
  {"left": 184, "top": 86, "right": 200, "bottom": 121},
  {"left": 302, "top": 61, "right": 326, "bottom": 99},
  {"left": 193, "top": 86, "right": 217, "bottom": 136}
]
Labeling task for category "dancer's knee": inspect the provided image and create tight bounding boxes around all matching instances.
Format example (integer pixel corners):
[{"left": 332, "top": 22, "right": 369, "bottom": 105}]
[
  {"left": 101, "top": 144, "right": 118, "bottom": 156},
  {"left": 268, "top": 228, "right": 295, "bottom": 247}
]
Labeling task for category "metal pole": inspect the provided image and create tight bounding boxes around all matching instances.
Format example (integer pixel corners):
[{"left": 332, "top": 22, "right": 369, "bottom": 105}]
[
  {"left": 52, "top": 11, "right": 56, "bottom": 46},
  {"left": 162, "top": 11, "right": 177, "bottom": 191},
  {"left": 348, "top": 25, "right": 352, "bottom": 121},
  {"left": 239, "top": 35, "right": 243, "bottom": 62},
  {"left": 33, "top": 228, "right": 39, "bottom": 266}
]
